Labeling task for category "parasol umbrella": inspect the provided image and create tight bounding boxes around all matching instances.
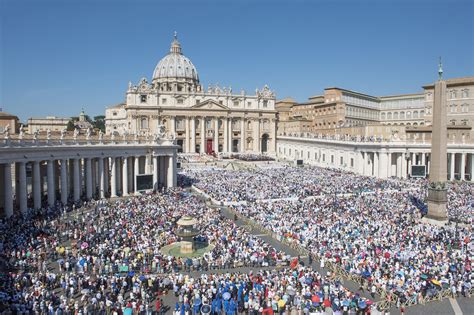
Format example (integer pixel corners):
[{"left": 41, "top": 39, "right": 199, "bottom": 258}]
[
  {"left": 201, "top": 304, "right": 211, "bottom": 314},
  {"left": 420, "top": 274, "right": 428, "bottom": 280},
  {"left": 139, "top": 275, "right": 146, "bottom": 281},
  {"left": 163, "top": 278, "right": 171, "bottom": 286},
  {"left": 56, "top": 259, "right": 64, "bottom": 264},
  {"left": 57, "top": 247, "right": 65, "bottom": 254},
  {"left": 342, "top": 300, "right": 349, "bottom": 307},
  {"left": 323, "top": 299, "right": 331, "bottom": 308},
  {"left": 358, "top": 300, "right": 367, "bottom": 309},
  {"left": 222, "top": 292, "right": 231, "bottom": 300},
  {"left": 311, "top": 295, "right": 320, "bottom": 303},
  {"left": 431, "top": 279, "right": 441, "bottom": 286},
  {"left": 128, "top": 271, "right": 135, "bottom": 277},
  {"left": 362, "top": 271, "right": 371, "bottom": 278},
  {"left": 278, "top": 299, "right": 286, "bottom": 308},
  {"left": 79, "top": 258, "right": 86, "bottom": 266},
  {"left": 81, "top": 289, "right": 90, "bottom": 295},
  {"left": 81, "top": 242, "right": 89, "bottom": 249}
]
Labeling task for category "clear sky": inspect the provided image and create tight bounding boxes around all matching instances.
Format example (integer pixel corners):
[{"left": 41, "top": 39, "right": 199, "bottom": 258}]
[{"left": 1, "top": 0, "right": 473, "bottom": 122}]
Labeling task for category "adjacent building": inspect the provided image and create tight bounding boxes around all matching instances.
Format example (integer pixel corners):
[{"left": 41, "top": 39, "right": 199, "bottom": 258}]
[
  {"left": 106, "top": 34, "right": 277, "bottom": 154},
  {"left": 0, "top": 111, "right": 20, "bottom": 134}
]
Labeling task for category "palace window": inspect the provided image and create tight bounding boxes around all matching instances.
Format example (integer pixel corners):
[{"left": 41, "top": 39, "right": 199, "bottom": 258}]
[
  {"left": 233, "top": 101, "right": 239, "bottom": 107},
  {"left": 177, "top": 99, "right": 184, "bottom": 104},
  {"left": 140, "top": 95, "right": 147, "bottom": 103},
  {"left": 450, "top": 90, "right": 457, "bottom": 99},
  {"left": 462, "top": 89, "right": 469, "bottom": 98}
]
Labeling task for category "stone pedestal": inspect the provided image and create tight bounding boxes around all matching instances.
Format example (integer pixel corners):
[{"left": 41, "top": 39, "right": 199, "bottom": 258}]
[
  {"left": 426, "top": 187, "right": 448, "bottom": 221},
  {"left": 180, "top": 241, "right": 194, "bottom": 254}
]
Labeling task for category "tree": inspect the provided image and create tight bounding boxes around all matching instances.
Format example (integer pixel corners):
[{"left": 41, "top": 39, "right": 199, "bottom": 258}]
[
  {"left": 67, "top": 117, "right": 79, "bottom": 131},
  {"left": 93, "top": 115, "right": 106, "bottom": 133}
]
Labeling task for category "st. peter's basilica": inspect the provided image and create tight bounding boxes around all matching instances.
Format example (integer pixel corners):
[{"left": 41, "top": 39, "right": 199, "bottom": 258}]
[{"left": 105, "top": 33, "right": 277, "bottom": 154}]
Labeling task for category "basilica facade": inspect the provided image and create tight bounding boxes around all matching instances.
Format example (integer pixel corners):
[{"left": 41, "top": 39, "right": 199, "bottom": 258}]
[{"left": 105, "top": 34, "right": 277, "bottom": 154}]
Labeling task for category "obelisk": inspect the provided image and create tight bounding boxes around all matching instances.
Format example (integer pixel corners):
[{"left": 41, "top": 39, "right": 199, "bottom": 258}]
[{"left": 426, "top": 59, "right": 448, "bottom": 222}]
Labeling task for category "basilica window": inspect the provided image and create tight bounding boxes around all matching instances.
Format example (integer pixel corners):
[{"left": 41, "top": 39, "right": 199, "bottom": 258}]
[
  {"left": 177, "top": 99, "right": 184, "bottom": 104},
  {"left": 450, "top": 90, "right": 457, "bottom": 99},
  {"left": 206, "top": 119, "right": 212, "bottom": 129},
  {"left": 219, "top": 101, "right": 223, "bottom": 105},
  {"left": 233, "top": 101, "right": 239, "bottom": 107},
  {"left": 247, "top": 102, "right": 251, "bottom": 107},
  {"left": 140, "top": 95, "right": 147, "bottom": 103},
  {"left": 196, "top": 100, "right": 200, "bottom": 105},
  {"left": 162, "top": 98, "right": 167, "bottom": 104},
  {"left": 263, "top": 100, "right": 268, "bottom": 108},
  {"left": 381, "top": 113, "right": 386, "bottom": 120},
  {"left": 140, "top": 117, "right": 148, "bottom": 129}
]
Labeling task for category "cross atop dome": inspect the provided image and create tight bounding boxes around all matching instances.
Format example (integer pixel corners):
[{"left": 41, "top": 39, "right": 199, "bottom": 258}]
[{"left": 170, "top": 31, "right": 182, "bottom": 54}]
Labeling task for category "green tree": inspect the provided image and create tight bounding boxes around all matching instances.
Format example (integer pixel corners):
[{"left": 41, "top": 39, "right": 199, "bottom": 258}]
[
  {"left": 93, "top": 115, "right": 106, "bottom": 132},
  {"left": 67, "top": 117, "right": 79, "bottom": 131}
]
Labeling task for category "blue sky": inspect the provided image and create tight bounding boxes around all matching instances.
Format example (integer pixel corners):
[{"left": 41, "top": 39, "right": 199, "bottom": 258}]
[{"left": 1, "top": 0, "right": 473, "bottom": 122}]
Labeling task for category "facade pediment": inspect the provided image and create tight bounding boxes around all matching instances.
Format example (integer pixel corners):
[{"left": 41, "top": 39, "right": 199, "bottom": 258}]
[{"left": 191, "top": 99, "right": 229, "bottom": 110}]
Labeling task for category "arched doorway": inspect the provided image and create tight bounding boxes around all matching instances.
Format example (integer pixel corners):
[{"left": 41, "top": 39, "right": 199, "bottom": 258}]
[{"left": 261, "top": 134, "right": 269, "bottom": 153}]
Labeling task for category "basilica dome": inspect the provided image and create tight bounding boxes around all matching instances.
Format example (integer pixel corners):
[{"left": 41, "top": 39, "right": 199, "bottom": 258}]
[{"left": 152, "top": 34, "right": 199, "bottom": 84}]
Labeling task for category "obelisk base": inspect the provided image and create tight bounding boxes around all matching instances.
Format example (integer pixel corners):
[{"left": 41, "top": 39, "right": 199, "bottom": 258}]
[{"left": 426, "top": 187, "right": 448, "bottom": 222}]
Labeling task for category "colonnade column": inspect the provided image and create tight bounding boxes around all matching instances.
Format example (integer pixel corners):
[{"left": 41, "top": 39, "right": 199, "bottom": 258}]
[
  {"left": 408, "top": 153, "right": 413, "bottom": 177},
  {"left": 122, "top": 157, "right": 129, "bottom": 196},
  {"left": 33, "top": 161, "right": 41, "bottom": 209},
  {"left": 134, "top": 156, "right": 139, "bottom": 193},
  {"left": 387, "top": 153, "right": 392, "bottom": 177},
  {"left": 3, "top": 163, "right": 13, "bottom": 217},
  {"left": 18, "top": 162, "right": 27, "bottom": 214},
  {"left": 159, "top": 156, "right": 166, "bottom": 187},
  {"left": 190, "top": 117, "right": 196, "bottom": 153},
  {"left": 47, "top": 160, "right": 55, "bottom": 206},
  {"left": 470, "top": 153, "right": 474, "bottom": 181},
  {"left": 170, "top": 116, "right": 176, "bottom": 136},
  {"left": 86, "top": 158, "right": 93, "bottom": 199},
  {"left": 73, "top": 159, "right": 81, "bottom": 201},
  {"left": 200, "top": 117, "right": 206, "bottom": 154},
  {"left": 110, "top": 157, "right": 117, "bottom": 197},
  {"left": 214, "top": 118, "right": 219, "bottom": 153},
  {"left": 240, "top": 118, "right": 245, "bottom": 152},
  {"left": 396, "top": 153, "right": 402, "bottom": 178},
  {"left": 153, "top": 156, "right": 158, "bottom": 191},
  {"left": 60, "top": 159, "right": 68, "bottom": 204},
  {"left": 401, "top": 152, "right": 407, "bottom": 179},
  {"left": 373, "top": 152, "right": 379, "bottom": 177},
  {"left": 460, "top": 153, "right": 466, "bottom": 181},
  {"left": 421, "top": 153, "right": 426, "bottom": 166},
  {"left": 98, "top": 157, "right": 105, "bottom": 199},
  {"left": 379, "top": 151, "right": 388, "bottom": 179},
  {"left": 223, "top": 117, "right": 229, "bottom": 153},
  {"left": 167, "top": 152, "right": 177, "bottom": 188},
  {"left": 449, "top": 152, "right": 455, "bottom": 180}
]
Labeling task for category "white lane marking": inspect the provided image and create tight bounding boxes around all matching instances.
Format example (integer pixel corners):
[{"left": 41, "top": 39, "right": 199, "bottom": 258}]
[{"left": 449, "top": 298, "right": 463, "bottom": 315}]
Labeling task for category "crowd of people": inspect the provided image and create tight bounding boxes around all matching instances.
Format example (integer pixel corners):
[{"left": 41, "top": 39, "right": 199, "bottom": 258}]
[
  {"left": 170, "top": 267, "right": 374, "bottom": 314},
  {"left": 0, "top": 188, "right": 293, "bottom": 313},
  {"left": 181, "top": 167, "right": 418, "bottom": 202},
  {"left": 231, "top": 188, "right": 472, "bottom": 306}
]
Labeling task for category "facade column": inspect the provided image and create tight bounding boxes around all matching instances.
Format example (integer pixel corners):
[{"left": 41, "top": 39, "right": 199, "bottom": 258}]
[
  {"left": 33, "top": 161, "right": 41, "bottom": 209},
  {"left": 122, "top": 157, "right": 129, "bottom": 196},
  {"left": 421, "top": 153, "right": 426, "bottom": 166},
  {"left": 47, "top": 160, "right": 55, "bottom": 207},
  {"left": 200, "top": 117, "right": 206, "bottom": 154},
  {"left": 98, "top": 158, "right": 105, "bottom": 199},
  {"left": 170, "top": 116, "right": 176, "bottom": 136},
  {"left": 134, "top": 156, "right": 140, "bottom": 193},
  {"left": 110, "top": 157, "right": 117, "bottom": 197},
  {"left": 223, "top": 117, "right": 229, "bottom": 153},
  {"left": 408, "top": 153, "right": 413, "bottom": 177},
  {"left": 450, "top": 152, "right": 455, "bottom": 180},
  {"left": 190, "top": 117, "right": 196, "bottom": 153},
  {"left": 214, "top": 118, "right": 219, "bottom": 153},
  {"left": 18, "top": 162, "right": 27, "bottom": 214},
  {"left": 60, "top": 159, "right": 68, "bottom": 204},
  {"left": 255, "top": 119, "right": 261, "bottom": 152},
  {"left": 104, "top": 158, "right": 109, "bottom": 196},
  {"left": 4, "top": 163, "right": 13, "bottom": 217},
  {"left": 460, "top": 153, "right": 466, "bottom": 181},
  {"left": 153, "top": 156, "right": 158, "bottom": 191},
  {"left": 240, "top": 118, "right": 246, "bottom": 152},
  {"left": 185, "top": 116, "right": 190, "bottom": 153},
  {"left": 86, "top": 158, "right": 93, "bottom": 199},
  {"left": 73, "top": 159, "right": 80, "bottom": 201}
]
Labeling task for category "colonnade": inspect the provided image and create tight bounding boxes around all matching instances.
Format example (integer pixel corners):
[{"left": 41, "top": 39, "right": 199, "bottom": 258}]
[
  {"left": 163, "top": 115, "right": 275, "bottom": 154},
  {"left": 277, "top": 136, "right": 474, "bottom": 181},
  {"left": 0, "top": 150, "right": 177, "bottom": 218}
]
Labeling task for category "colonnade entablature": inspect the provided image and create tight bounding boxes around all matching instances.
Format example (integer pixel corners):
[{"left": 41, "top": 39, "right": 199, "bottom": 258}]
[{"left": 0, "top": 134, "right": 179, "bottom": 218}]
